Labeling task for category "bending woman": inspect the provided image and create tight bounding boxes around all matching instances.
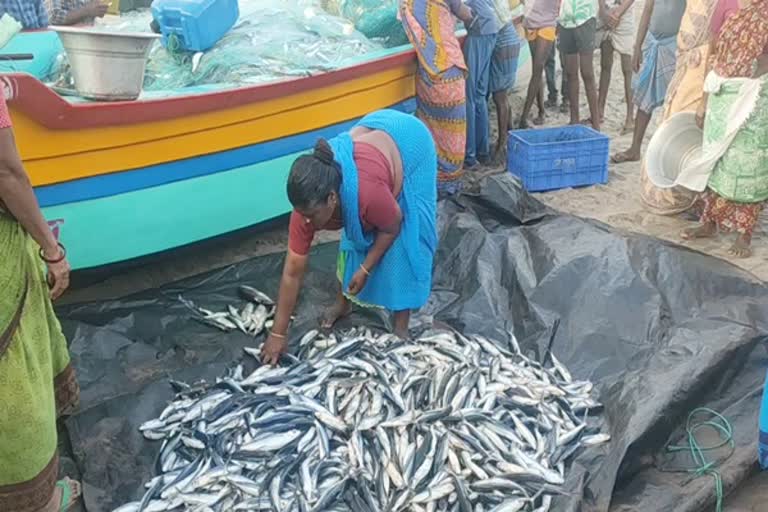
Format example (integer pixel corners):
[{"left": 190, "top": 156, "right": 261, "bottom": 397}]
[
  {"left": 0, "top": 95, "right": 81, "bottom": 509},
  {"left": 261, "top": 110, "right": 438, "bottom": 365},
  {"left": 681, "top": 0, "right": 768, "bottom": 257}
]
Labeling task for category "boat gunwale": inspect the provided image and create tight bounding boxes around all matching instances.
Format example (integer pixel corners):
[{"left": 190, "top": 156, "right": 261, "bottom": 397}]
[{"left": 2, "top": 42, "right": 417, "bottom": 130}]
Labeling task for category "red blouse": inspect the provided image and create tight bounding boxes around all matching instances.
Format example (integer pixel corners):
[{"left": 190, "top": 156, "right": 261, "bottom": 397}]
[
  {"left": 288, "top": 141, "right": 400, "bottom": 255},
  {"left": 0, "top": 95, "right": 12, "bottom": 129}
]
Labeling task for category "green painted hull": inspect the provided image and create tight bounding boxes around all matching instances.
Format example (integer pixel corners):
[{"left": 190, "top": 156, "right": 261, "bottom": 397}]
[{"left": 42, "top": 153, "right": 296, "bottom": 270}]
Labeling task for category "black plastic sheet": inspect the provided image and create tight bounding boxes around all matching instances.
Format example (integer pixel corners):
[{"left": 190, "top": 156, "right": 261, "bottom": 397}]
[{"left": 58, "top": 174, "right": 768, "bottom": 511}]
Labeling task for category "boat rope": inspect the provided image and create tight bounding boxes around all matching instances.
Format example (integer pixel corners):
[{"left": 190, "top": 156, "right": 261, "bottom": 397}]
[{"left": 660, "top": 408, "right": 734, "bottom": 512}]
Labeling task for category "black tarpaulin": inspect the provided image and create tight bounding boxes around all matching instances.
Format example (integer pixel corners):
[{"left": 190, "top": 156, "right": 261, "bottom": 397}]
[{"left": 58, "top": 174, "right": 768, "bottom": 512}]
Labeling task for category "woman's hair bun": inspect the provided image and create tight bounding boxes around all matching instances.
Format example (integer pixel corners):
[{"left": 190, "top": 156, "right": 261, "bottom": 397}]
[{"left": 313, "top": 139, "right": 335, "bottom": 166}]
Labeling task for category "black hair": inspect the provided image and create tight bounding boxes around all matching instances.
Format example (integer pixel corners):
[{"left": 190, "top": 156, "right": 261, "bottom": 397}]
[{"left": 287, "top": 139, "right": 342, "bottom": 210}]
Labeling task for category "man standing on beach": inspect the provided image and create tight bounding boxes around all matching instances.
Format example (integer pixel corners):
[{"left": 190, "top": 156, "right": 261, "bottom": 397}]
[
  {"left": 612, "top": 0, "right": 686, "bottom": 163},
  {"left": 518, "top": 0, "right": 560, "bottom": 128},
  {"left": 558, "top": 0, "right": 601, "bottom": 131},
  {"left": 464, "top": 0, "right": 502, "bottom": 168},
  {"left": 595, "top": 0, "right": 635, "bottom": 133}
]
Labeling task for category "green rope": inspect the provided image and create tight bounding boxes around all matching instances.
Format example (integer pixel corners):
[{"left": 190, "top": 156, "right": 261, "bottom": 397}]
[{"left": 661, "top": 408, "right": 734, "bottom": 512}]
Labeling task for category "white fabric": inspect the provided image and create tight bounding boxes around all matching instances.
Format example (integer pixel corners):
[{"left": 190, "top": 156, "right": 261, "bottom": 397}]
[{"left": 674, "top": 71, "right": 764, "bottom": 192}]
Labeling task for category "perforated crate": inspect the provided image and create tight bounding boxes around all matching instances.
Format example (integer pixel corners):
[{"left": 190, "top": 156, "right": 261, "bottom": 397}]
[{"left": 507, "top": 125, "right": 609, "bottom": 192}]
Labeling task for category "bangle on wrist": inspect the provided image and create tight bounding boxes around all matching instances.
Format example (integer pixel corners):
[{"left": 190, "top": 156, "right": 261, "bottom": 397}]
[
  {"left": 39, "top": 242, "right": 66, "bottom": 264},
  {"left": 360, "top": 264, "right": 370, "bottom": 276},
  {"left": 270, "top": 331, "right": 287, "bottom": 339}
]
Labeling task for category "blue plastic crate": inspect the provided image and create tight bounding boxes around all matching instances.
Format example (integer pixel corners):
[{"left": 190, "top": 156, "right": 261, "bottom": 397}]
[
  {"left": 507, "top": 125, "right": 609, "bottom": 192},
  {"left": 152, "top": 0, "right": 239, "bottom": 52}
]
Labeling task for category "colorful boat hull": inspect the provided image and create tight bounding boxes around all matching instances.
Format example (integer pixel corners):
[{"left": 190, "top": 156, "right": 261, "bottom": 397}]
[
  {"left": 4, "top": 27, "right": 529, "bottom": 271},
  {"left": 4, "top": 36, "right": 418, "bottom": 270}
]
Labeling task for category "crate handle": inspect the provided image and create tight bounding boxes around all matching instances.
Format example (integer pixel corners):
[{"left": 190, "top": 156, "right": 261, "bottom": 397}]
[{"left": 554, "top": 157, "right": 577, "bottom": 171}]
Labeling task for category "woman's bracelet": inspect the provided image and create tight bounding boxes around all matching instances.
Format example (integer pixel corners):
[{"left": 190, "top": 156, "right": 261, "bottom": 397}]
[
  {"left": 270, "top": 331, "right": 287, "bottom": 339},
  {"left": 39, "top": 242, "right": 66, "bottom": 264},
  {"left": 359, "top": 264, "right": 371, "bottom": 276}
]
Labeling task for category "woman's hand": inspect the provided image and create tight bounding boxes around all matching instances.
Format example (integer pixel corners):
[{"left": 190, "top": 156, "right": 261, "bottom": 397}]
[
  {"left": 347, "top": 267, "right": 369, "bottom": 296},
  {"left": 695, "top": 103, "right": 706, "bottom": 130},
  {"left": 632, "top": 48, "right": 642, "bottom": 73},
  {"left": 606, "top": 7, "right": 622, "bottom": 29},
  {"left": 45, "top": 256, "right": 71, "bottom": 301},
  {"left": 261, "top": 333, "right": 288, "bottom": 366}
]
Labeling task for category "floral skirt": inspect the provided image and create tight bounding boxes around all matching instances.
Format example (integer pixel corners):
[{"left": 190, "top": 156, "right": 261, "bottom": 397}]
[{"left": 700, "top": 189, "right": 765, "bottom": 236}]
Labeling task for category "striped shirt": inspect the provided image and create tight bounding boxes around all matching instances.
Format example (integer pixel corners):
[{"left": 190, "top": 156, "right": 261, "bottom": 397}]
[
  {"left": 0, "top": 0, "right": 49, "bottom": 29},
  {"left": 50, "top": 0, "right": 92, "bottom": 25}
]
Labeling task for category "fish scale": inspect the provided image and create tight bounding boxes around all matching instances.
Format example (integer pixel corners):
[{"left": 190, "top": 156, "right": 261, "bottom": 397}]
[{"left": 117, "top": 327, "right": 609, "bottom": 512}]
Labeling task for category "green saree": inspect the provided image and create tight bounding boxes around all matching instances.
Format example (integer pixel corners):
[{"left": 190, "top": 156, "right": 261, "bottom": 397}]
[{"left": 0, "top": 212, "right": 79, "bottom": 511}]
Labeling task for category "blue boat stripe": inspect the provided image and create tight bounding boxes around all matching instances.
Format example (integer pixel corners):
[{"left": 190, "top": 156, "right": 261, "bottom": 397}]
[{"left": 35, "top": 98, "right": 416, "bottom": 208}]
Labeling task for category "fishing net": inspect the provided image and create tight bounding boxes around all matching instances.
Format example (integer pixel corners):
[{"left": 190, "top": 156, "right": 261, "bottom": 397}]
[
  {"left": 322, "top": 0, "right": 408, "bottom": 47},
  {"left": 47, "top": 0, "right": 402, "bottom": 94}
]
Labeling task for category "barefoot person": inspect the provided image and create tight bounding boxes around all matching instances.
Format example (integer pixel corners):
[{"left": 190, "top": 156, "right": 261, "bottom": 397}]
[
  {"left": 0, "top": 93, "right": 81, "bottom": 510},
  {"left": 400, "top": 0, "right": 473, "bottom": 196},
  {"left": 464, "top": 0, "right": 503, "bottom": 168},
  {"left": 612, "top": 0, "right": 686, "bottom": 163},
  {"left": 490, "top": 0, "right": 523, "bottom": 163},
  {"left": 557, "top": 0, "right": 600, "bottom": 130},
  {"left": 545, "top": 42, "right": 569, "bottom": 112},
  {"left": 261, "top": 110, "right": 438, "bottom": 365},
  {"left": 681, "top": 0, "right": 768, "bottom": 258},
  {"left": 594, "top": 0, "right": 635, "bottom": 132},
  {"left": 519, "top": 0, "right": 560, "bottom": 128}
]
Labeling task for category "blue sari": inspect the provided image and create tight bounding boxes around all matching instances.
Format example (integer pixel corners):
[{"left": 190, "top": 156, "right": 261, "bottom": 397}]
[{"left": 328, "top": 110, "right": 438, "bottom": 311}]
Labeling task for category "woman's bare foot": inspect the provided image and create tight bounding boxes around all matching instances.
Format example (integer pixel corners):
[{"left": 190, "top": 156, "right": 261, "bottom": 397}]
[
  {"left": 321, "top": 295, "right": 349, "bottom": 330},
  {"left": 533, "top": 114, "right": 545, "bottom": 126},
  {"left": 45, "top": 478, "right": 81, "bottom": 512},
  {"left": 681, "top": 222, "right": 717, "bottom": 240},
  {"left": 393, "top": 310, "right": 411, "bottom": 340},
  {"left": 728, "top": 233, "right": 753, "bottom": 258},
  {"left": 611, "top": 149, "right": 641, "bottom": 164}
]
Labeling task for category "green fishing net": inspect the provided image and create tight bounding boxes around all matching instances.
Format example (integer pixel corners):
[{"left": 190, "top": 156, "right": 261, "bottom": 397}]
[
  {"left": 48, "top": 0, "right": 407, "bottom": 95},
  {"left": 322, "top": 0, "right": 408, "bottom": 47}
]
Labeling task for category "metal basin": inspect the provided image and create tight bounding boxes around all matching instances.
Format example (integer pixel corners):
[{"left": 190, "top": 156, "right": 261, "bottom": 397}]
[
  {"left": 645, "top": 112, "right": 704, "bottom": 189},
  {"left": 52, "top": 26, "right": 159, "bottom": 101}
]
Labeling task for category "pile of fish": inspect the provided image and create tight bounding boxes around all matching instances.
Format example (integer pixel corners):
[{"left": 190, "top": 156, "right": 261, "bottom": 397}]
[
  {"left": 114, "top": 328, "right": 610, "bottom": 512},
  {"left": 178, "top": 286, "right": 277, "bottom": 338}
]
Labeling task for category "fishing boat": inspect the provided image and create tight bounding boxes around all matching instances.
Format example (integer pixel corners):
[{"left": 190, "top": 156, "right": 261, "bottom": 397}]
[{"left": 2, "top": 26, "right": 528, "bottom": 271}]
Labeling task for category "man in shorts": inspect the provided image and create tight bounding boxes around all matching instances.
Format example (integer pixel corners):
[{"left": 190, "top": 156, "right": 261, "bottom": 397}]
[
  {"left": 558, "top": 0, "right": 600, "bottom": 130},
  {"left": 595, "top": 0, "right": 636, "bottom": 132},
  {"left": 519, "top": 0, "right": 560, "bottom": 128},
  {"left": 490, "top": 0, "right": 523, "bottom": 162}
]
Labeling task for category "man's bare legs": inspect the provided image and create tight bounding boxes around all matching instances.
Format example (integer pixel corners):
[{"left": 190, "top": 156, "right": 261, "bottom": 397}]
[
  {"left": 612, "top": 107, "right": 651, "bottom": 162},
  {"left": 597, "top": 38, "right": 612, "bottom": 125},
  {"left": 580, "top": 50, "right": 600, "bottom": 131},
  {"left": 564, "top": 49, "right": 600, "bottom": 131},
  {"left": 534, "top": 85, "right": 546, "bottom": 125},
  {"left": 563, "top": 53, "right": 581, "bottom": 124},
  {"left": 619, "top": 52, "right": 635, "bottom": 134},
  {"left": 520, "top": 38, "right": 553, "bottom": 128}
]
